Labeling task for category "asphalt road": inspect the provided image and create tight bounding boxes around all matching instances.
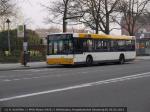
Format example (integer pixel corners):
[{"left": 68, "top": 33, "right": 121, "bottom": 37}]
[{"left": 0, "top": 60, "right": 150, "bottom": 112}]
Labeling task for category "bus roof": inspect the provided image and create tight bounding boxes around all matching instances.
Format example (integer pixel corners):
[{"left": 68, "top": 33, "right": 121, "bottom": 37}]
[
  {"left": 74, "top": 33, "right": 134, "bottom": 40},
  {"left": 48, "top": 33, "right": 135, "bottom": 40}
]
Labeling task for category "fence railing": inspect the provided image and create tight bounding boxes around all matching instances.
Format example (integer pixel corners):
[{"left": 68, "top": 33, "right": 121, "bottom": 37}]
[{"left": 0, "top": 45, "right": 47, "bottom": 63}]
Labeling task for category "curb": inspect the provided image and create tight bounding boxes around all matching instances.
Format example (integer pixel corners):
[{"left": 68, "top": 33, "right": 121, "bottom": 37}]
[
  {"left": 136, "top": 58, "right": 150, "bottom": 60},
  {"left": 0, "top": 65, "right": 49, "bottom": 71}
]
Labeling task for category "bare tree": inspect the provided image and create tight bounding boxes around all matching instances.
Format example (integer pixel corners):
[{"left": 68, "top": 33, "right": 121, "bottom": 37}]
[
  {"left": 115, "top": 0, "right": 150, "bottom": 36},
  {"left": 44, "top": 0, "right": 83, "bottom": 32},
  {"left": 0, "top": 0, "right": 17, "bottom": 17},
  {"left": 0, "top": 0, "right": 17, "bottom": 30},
  {"left": 79, "top": 0, "right": 102, "bottom": 34},
  {"left": 79, "top": 0, "right": 119, "bottom": 34},
  {"left": 0, "top": 0, "right": 10, "bottom": 16}
]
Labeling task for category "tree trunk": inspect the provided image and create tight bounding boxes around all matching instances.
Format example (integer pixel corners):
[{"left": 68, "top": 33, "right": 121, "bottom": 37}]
[
  {"left": 105, "top": 14, "right": 110, "bottom": 34},
  {"left": 62, "top": 0, "right": 69, "bottom": 33},
  {"left": 63, "top": 17, "right": 67, "bottom": 32},
  {"left": 95, "top": 21, "right": 99, "bottom": 34},
  {"left": 95, "top": 29, "right": 99, "bottom": 34},
  {"left": 129, "top": 31, "right": 134, "bottom": 36}
]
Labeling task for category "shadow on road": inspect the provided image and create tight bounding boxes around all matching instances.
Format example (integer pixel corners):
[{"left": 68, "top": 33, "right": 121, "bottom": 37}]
[{"left": 46, "top": 62, "right": 134, "bottom": 69}]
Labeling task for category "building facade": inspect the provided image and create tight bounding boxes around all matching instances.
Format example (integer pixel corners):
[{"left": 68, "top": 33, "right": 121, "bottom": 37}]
[
  {"left": 135, "top": 33, "right": 150, "bottom": 56},
  {"left": 121, "top": 17, "right": 150, "bottom": 56}
]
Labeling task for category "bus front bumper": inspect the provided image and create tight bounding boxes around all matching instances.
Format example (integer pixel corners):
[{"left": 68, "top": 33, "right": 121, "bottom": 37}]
[{"left": 47, "top": 58, "right": 74, "bottom": 65}]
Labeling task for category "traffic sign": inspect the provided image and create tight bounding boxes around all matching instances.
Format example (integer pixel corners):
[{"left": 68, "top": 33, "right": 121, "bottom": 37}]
[{"left": 17, "top": 25, "right": 24, "bottom": 38}]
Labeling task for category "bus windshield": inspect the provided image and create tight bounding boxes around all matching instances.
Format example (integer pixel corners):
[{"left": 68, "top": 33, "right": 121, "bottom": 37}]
[{"left": 48, "top": 34, "right": 73, "bottom": 55}]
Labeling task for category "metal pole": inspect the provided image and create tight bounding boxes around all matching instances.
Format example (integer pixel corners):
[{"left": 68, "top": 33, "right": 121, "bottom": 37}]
[
  {"left": 23, "top": 25, "right": 29, "bottom": 66},
  {"left": 23, "top": 25, "right": 26, "bottom": 66},
  {"left": 24, "top": 25, "right": 27, "bottom": 42},
  {"left": 6, "top": 19, "right": 11, "bottom": 53}
]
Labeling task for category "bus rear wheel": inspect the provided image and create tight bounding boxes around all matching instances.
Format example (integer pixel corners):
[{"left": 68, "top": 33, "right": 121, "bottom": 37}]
[
  {"left": 119, "top": 55, "right": 125, "bottom": 64},
  {"left": 86, "top": 56, "right": 93, "bottom": 66}
]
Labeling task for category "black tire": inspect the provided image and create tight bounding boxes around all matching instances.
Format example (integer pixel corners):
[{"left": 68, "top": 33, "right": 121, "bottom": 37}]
[
  {"left": 119, "top": 55, "right": 125, "bottom": 64},
  {"left": 86, "top": 56, "right": 93, "bottom": 66},
  {"left": 62, "top": 64, "right": 71, "bottom": 67}
]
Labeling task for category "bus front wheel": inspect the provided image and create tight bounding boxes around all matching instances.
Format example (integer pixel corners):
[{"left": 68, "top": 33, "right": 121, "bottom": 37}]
[{"left": 86, "top": 56, "right": 93, "bottom": 66}]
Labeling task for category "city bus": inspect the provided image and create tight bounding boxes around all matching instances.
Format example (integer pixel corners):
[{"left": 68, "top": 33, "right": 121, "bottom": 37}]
[{"left": 46, "top": 33, "right": 136, "bottom": 66}]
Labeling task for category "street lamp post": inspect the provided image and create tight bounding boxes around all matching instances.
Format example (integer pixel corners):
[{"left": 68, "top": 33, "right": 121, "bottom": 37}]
[{"left": 6, "top": 19, "right": 11, "bottom": 54}]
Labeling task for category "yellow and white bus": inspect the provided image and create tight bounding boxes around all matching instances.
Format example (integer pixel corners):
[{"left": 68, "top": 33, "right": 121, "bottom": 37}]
[{"left": 46, "top": 33, "right": 136, "bottom": 65}]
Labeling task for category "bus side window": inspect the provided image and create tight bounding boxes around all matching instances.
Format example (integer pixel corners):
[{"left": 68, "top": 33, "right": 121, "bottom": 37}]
[
  {"left": 125, "top": 40, "right": 135, "bottom": 51},
  {"left": 74, "top": 39, "right": 83, "bottom": 53},
  {"left": 114, "top": 40, "right": 118, "bottom": 51},
  {"left": 110, "top": 40, "right": 115, "bottom": 51},
  {"left": 87, "top": 39, "right": 93, "bottom": 52},
  {"left": 94, "top": 39, "right": 103, "bottom": 52},
  {"left": 83, "top": 40, "right": 87, "bottom": 52},
  {"left": 68, "top": 40, "right": 73, "bottom": 53},
  {"left": 117, "top": 40, "right": 126, "bottom": 51},
  {"left": 103, "top": 40, "right": 109, "bottom": 51},
  {"left": 126, "top": 40, "right": 132, "bottom": 51},
  {"left": 49, "top": 41, "right": 52, "bottom": 54},
  {"left": 53, "top": 41, "right": 58, "bottom": 54},
  {"left": 83, "top": 39, "right": 93, "bottom": 52},
  {"left": 131, "top": 40, "right": 136, "bottom": 51},
  {"left": 100, "top": 40, "right": 110, "bottom": 52}
]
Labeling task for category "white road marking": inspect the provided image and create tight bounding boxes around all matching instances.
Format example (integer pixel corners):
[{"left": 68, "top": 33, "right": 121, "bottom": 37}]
[
  {"left": 0, "top": 64, "right": 148, "bottom": 82},
  {"left": 0, "top": 71, "right": 150, "bottom": 102},
  {"left": 0, "top": 65, "right": 143, "bottom": 80},
  {"left": 81, "top": 72, "right": 89, "bottom": 74},
  {"left": 0, "top": 76, "right": 6, "bottom": 78},
  {"left": 3, "top": 79, "right": 11, "bottom": 82},
  {"left": 12, "top": 68, "right": 57, "bottom": 72},
  {"left": 0, "top": 66, "right": 146, "bottom": 82},
  {"left": 0, "top": 74, "right": 35, "bottom": 79},
  {"left": 0, "top": 69, "right": 105, "bottom": 82},
  {"left": 2, "top": 76, "right": 48, "bottom": 82},
  {"left": 0, "top": 69, "right": 63, "bottom": 79}
]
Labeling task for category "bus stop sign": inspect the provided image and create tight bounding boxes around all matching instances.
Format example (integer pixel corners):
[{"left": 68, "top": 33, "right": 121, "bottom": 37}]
[{"left": 17, "top": 25, "right": 24, "bottom": 38}]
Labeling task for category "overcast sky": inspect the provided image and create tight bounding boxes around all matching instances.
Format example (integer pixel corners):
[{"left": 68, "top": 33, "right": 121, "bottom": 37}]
[
  {"left": 17, "top": 0, "right": 121, "bottom": 34},
  {"left": 18, "top": 0, "right": 50, "bottom": 29}
]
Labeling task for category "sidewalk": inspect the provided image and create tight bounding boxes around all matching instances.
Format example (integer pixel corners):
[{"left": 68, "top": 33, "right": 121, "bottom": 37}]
[
  {"left": 136, "top": 56, "right": 150, "bottom": 60},
  {"left": 0, "top": 56, "right": 150, "bottom": 71},
  {"left": 0, "top": 62, "right": 48, "bottom": 71}
]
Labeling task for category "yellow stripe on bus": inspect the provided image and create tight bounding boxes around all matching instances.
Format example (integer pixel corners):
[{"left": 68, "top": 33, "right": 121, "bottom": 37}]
[
  {"left": 78, "top": 33, "right": 133, "bottom": 40},
  {"left": 47, "top": 58, "right": 74, "bottom": 65}
]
